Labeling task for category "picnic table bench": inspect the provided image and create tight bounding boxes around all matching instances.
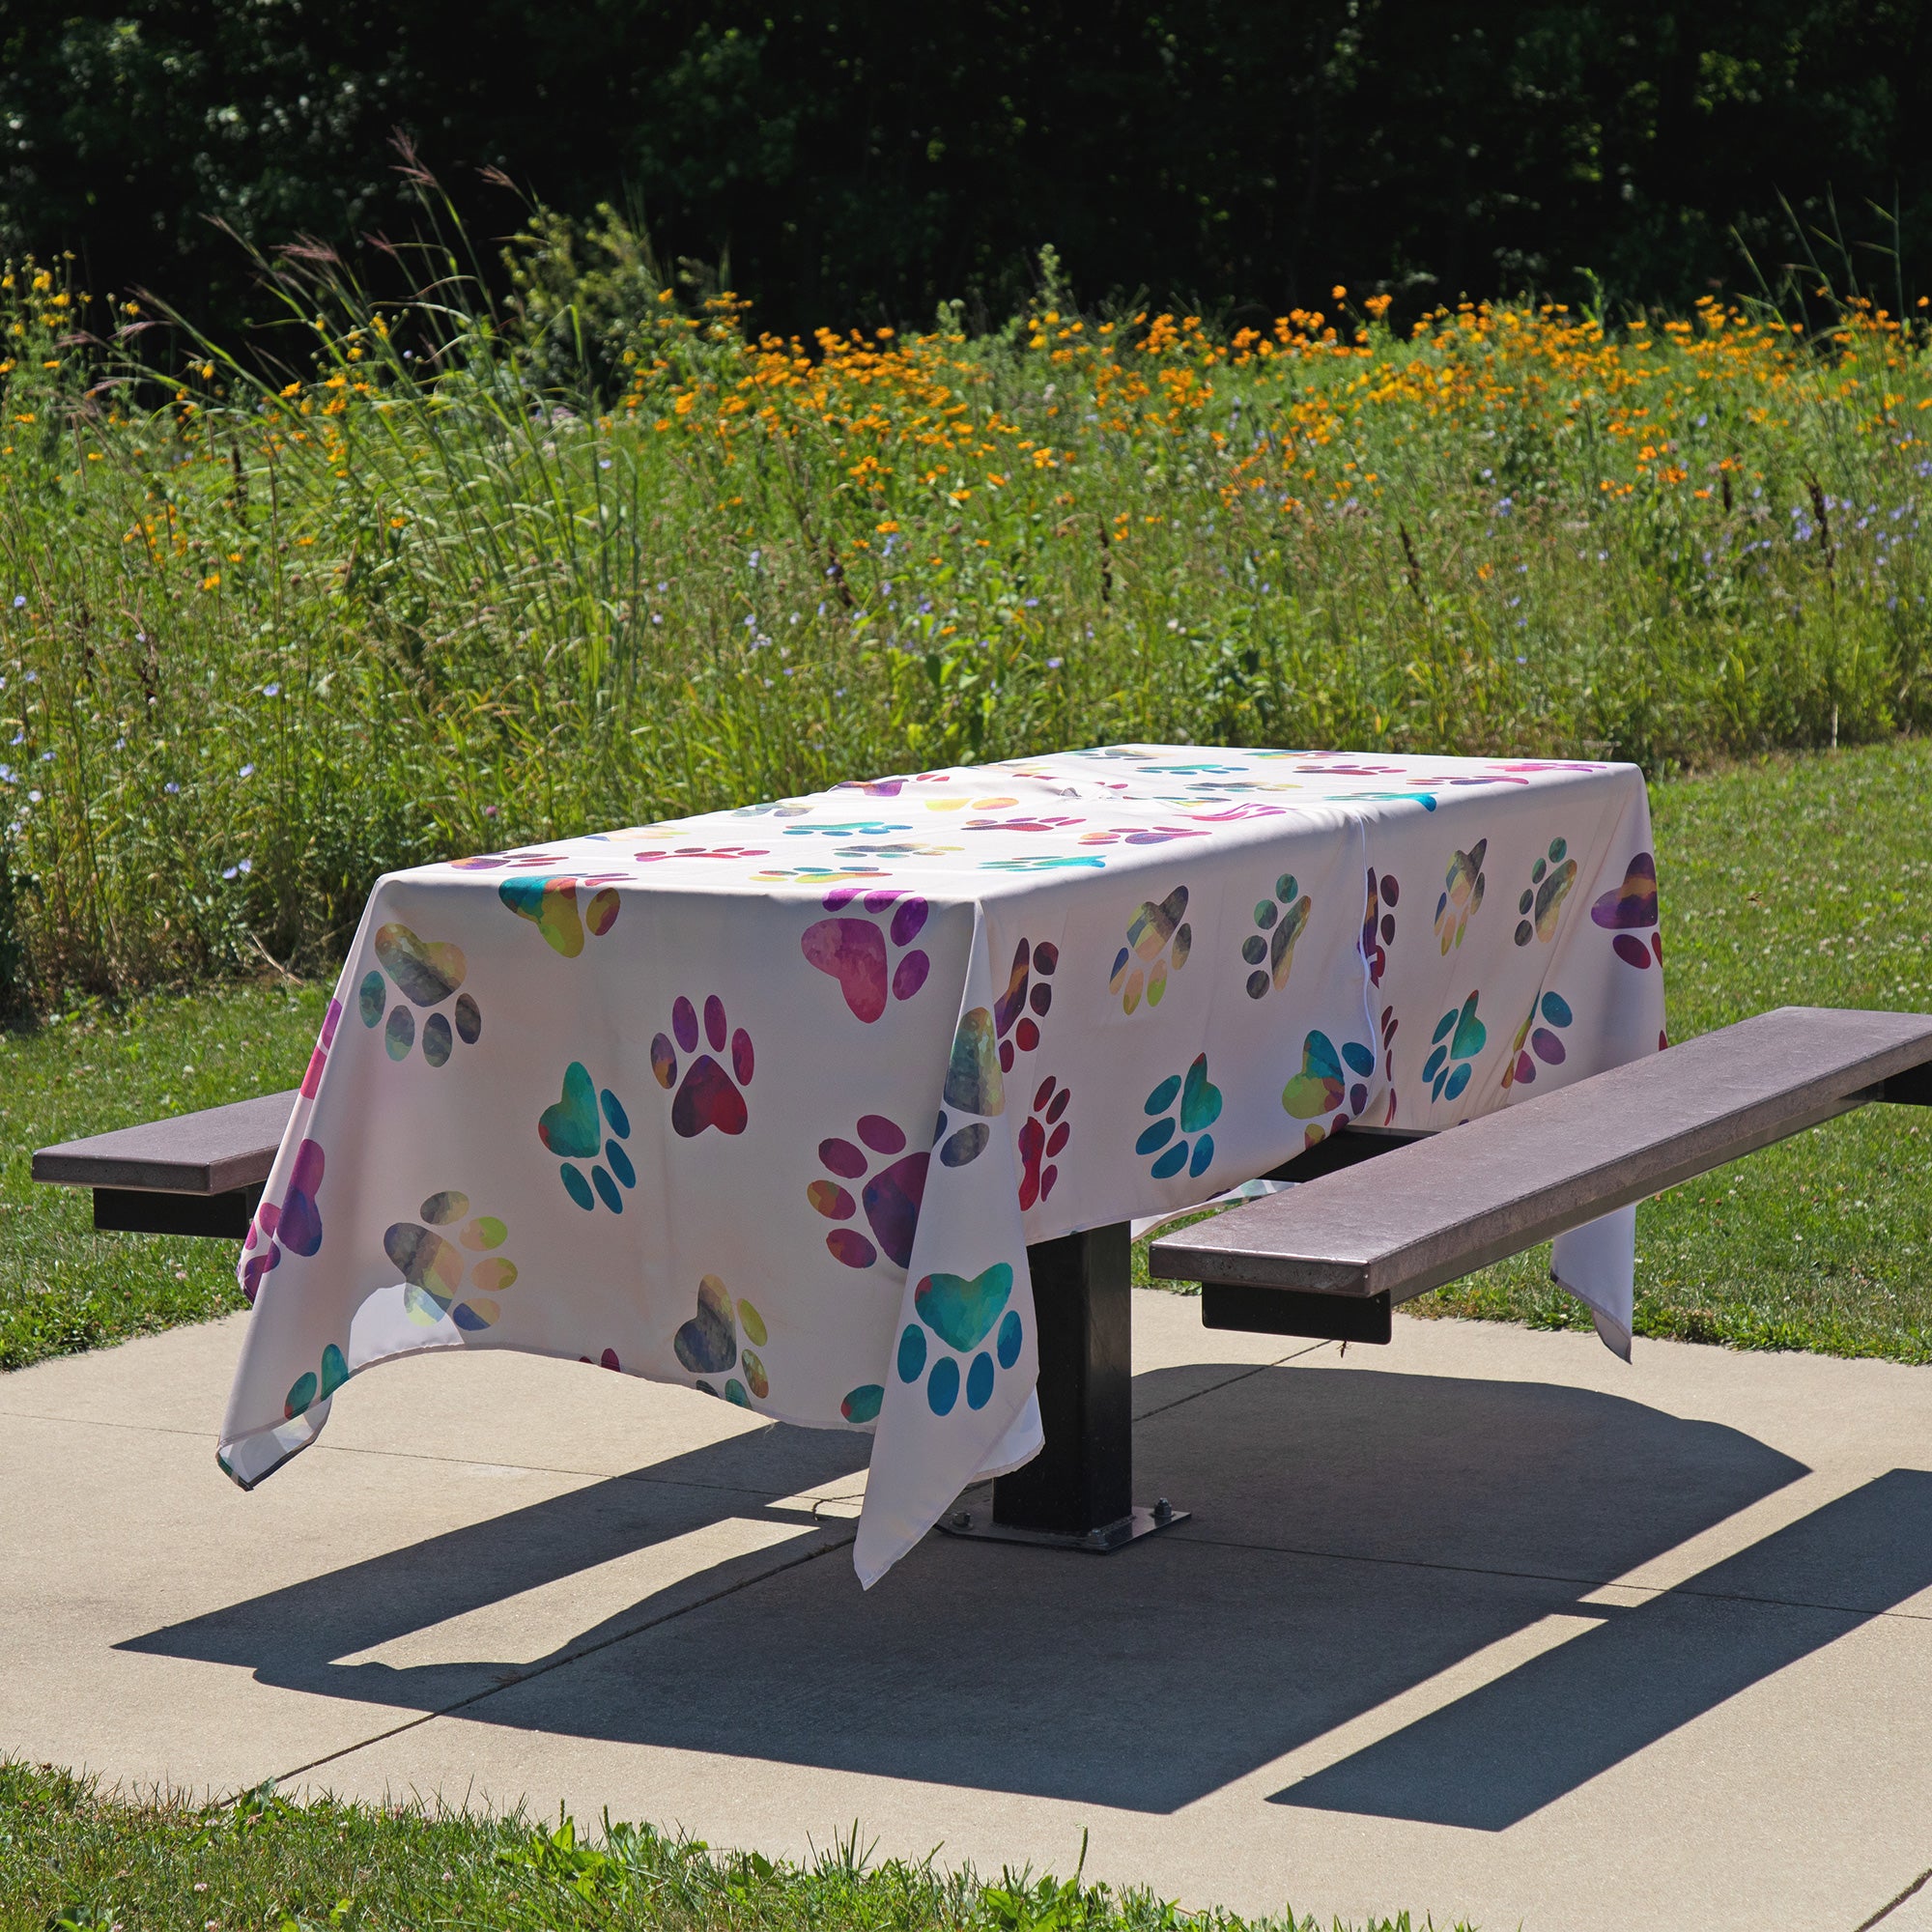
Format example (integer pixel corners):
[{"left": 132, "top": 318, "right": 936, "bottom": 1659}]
[{"left": 33, "top": 1003, "right": 1932, "bottom": 1554}]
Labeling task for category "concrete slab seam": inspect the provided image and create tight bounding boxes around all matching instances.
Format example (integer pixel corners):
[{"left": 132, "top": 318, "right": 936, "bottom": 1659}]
[
  {"left": 1131, "top": 1340, "right": 1334, "bottom": 1426},
  {"left": 1854, "top": 1865, "right": 1932, "bottom": 1932}
]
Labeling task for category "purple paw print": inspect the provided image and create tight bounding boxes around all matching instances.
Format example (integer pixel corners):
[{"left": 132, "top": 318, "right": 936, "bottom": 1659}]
[
  {"left": 802, "top": 888, "right": 930, "bottom": 1022},
  {"left": 242, "top": 1137, "right": 324, "bottom": 1302}
]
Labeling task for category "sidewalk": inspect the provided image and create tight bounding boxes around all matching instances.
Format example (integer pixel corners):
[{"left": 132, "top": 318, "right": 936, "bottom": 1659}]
[{"left": 4, "top": 1292, "right": 1930, "bottom": 1931}]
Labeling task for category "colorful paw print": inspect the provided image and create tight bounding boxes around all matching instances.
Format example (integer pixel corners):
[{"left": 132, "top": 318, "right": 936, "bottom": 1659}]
[
  {"left": 896, "top": 1264, "right": 1023, "bottom": 1418},
  {"left": 538, "top": 1062, "right": 636, "bottom": 1210},
  {"left": 1138, "top": 1054, "right": 1222, "bottom": 1180},
  {"left": 1110, "top": 886, "right": 1191, "bottom": 1013},
  {"left": 809, "top": 1116, "right": 928, "bottom": 1269},
  {"left": 1503, "top": 990, "right": 1575, "bottom": 1091},
  {"left": 241, "top": 1136, "right": 324, "bottom": 1301},
  {"left": 932, "top": 1003, "right": 1004, "bottom": 1169},
  {"left": 1282, "top": 1031, "right": 1377, "bottom": 1144},
  {"left": 284, "top": 1342, "right": 348, "bottom": 1421},
  {"left": 498, "top": 874, "right": 621, "bottom": 956},
  {"left": 1018, "top": 1076, "right": 1071, "bottom": 1209},
  {"left": 384, "top": 1190, "right": 519, "bottom": 1330},
  {"left": 992, "top": 937, "right": 1058, "bottom": 1070},
  {"left": 1360, "top": 868, "right": 1399, "bottom": 984},
  {"left": 358, "top": 923, "right": 481, "bottom": 1066},
  {"left": 1424, "top": 993, "right": 1488, "bottom": 1103},
  {"left": 802, "top": 887, "right": 931, "bottom": 1021},
  {"left": 672, "top": 1274, "right": 771, "bottom": 1407},
  {"left": 1433, "top": 839, "right": 1488, "bottom": 953},
  {"left": 1241, "top": 873, "right": 1310, "bottom": 999},
  {"left": 1591, "top": 852, "right": 1662, "bottom": 969},
  {"left": 1514, "top": 838, "right": 1577, "bottom": 946},
  {"left": 298, "top": 998, "right": 343, "bottom": 1099},
  {"left": 650, "top": 995, "right": 754, "bottom": 1136}
]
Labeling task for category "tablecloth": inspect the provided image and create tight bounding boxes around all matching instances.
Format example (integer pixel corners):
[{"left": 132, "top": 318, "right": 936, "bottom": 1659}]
[{"left": 221, "top": 746, "right": 1666, "bottom": 1585}]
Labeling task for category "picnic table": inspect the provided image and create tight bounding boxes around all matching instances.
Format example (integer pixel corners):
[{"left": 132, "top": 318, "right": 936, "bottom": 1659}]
[{"left": 213, "top": 745, "right": 1665, "bottom": 1585}]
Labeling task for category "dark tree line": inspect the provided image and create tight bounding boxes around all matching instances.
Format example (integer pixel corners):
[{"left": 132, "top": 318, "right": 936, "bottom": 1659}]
[{"left": 4, "top": 0, "right": 1926, "bottom": 330}]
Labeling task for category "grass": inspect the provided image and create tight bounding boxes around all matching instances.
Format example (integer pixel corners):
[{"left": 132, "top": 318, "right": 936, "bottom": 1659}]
[
  {"left": 1, "top": 204, "right": 1930, "bottom": 1006},
  {"left": 0, "top": 1763, "right": 1461, "bottom": 1932}
]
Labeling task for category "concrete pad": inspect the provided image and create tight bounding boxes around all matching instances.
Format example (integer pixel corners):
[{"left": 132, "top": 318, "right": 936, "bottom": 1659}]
[{"left": 5, "top": 1296, "right": 1932, "bottom": 1930}]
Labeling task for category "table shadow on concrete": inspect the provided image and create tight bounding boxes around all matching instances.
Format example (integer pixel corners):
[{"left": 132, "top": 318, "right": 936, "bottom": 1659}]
[
  {"left": 124, "top": 1362, "right": 1812, "bottom": 1812},
  {"left": 1273, "top": 1464, "right": 1932, "bottom": 1831}
]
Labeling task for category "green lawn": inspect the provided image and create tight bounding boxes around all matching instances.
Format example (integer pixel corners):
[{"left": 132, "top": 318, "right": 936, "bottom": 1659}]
[
  {"left": 4, "top": 740, "right": 1932, "bottom": 1377},
  {"left": 0, "top": 1764, "right": 1448, "bottom": 1932}
]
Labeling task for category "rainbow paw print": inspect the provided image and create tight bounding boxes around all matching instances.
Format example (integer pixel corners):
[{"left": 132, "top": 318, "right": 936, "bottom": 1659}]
[
  {"left": 1110, "top": 887, "right": 1192, "bottom": 1013},
  {"left": 1360, "top": 869, "right": 1399, "bottom": 984},
  {"left": 895, "top": 1264, "right": 1023, "bottom": 1418},
  {"left": 359, "top": 923, "right": 481, "bottom": 1065},
  {"left": 1424, "top": 993, "right": 1488, "bottom": 1103},
  {"left": 384, "top": 1190, "right": 519, "bottom": 1329},
  {"left": 1503, "top": 991, "right": 1575, "bottom": 1090},
  {"left": 809, "top": 1116, "right": 928, "bottom": 1270},
  {"left": 1282, "top": 1031, "right": 1377, "bottom": 1144},
  {"left": 933, "top": 1003, "right": 1004, "bottom": 1169},
  {"left": 672, "top": 1275, "right": 771, "bottom": 1406},
  {"left": 1434, "top": 840, "right": 1488, "bottom": 953},
  {"left": 1591, "top": 852, "right": 1662, "bottom": 969},
  {"left": 1138, "top": 1054, "right": 1221, "bottom": 1180},
  {"left": 1514, "top": 838, "right": 1577, "bottom": 946},
  {"left": 498, "top": 874, "right": 621, "bottom": 957},
  {"left": 1241, "top": 873, "right": 1310, "bottom": 999},
  {"left": 1018, "top": 1076, "right": 1071, "bottom": 1209},
  {"left": 538, "top": 1062, "right": 636, "bottom": 1210},
  {"left": 284, "top": 1342, "right": 348, "bottom": 1421},
  {"left": 651, "top": 995, "right": 754, "bottom": 1137},
  {"left": 802, "top": 887, "right": 932, "bottom": 1021},
  {"left": 992, "top": 937, "right": 1058, "bottom": 1069},
  {"left": 242, "top": 1136, "right": 325, "bottom": 1302}
]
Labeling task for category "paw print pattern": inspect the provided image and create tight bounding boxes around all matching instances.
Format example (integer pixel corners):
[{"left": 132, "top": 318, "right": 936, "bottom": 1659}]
[
  {"left": 1360, "top": 869, "right": 1399, "bottom": 984},
  {"left": 1433, "top": 840, "right": 1488, "bottom": 953},
  {"left": 1514, "top": 838, "right": 1577, "bottom": 946},
  {"left": 1138, "top": 1054, "right": 1222, "bottom": 1180},
  {"left": 498, "top": 874, "right": 622, "bottom": 956},
  {"left": 358, "top": 923, "right": 482, "bottom": 1066},
  {"left": 1503, "top": 990, "right": 1575, "bottom": 1090},
  {"left": 672, "top": 1274, "right": 772, "bottom": 1407},
  {"left": 1591, "top": 852, "right": 1662, "bottom": 969},
  {"left": 538, "top": 1062, "right": 636, "bottom": 1210},
  {"left": 1019, "top": 1076, "right": 1071, "bottom": 1209},
  {"left": 932, "top": 1004, "right": 1004, "bottom": 1170},
  {"left": 1110, "top": 887, "right": 1191, "bottom": 1013},
  {"left": 809, "top": 1116, "right": 928, "bottom": 1269},
  {"left": 1423, "top": 993, "right": 1488, "bottom": 1103},
  {"left": 896, "top": 1264, "right": 1023, "bottom": 1418},
  {"left": 298, "top": 997, "right": 343, "bottom": 1099},
  {"left": 1241, "top": 874, "right": 1311, "bottom": 999},
  {"left": 801, "top": 888, "right": 931, "bottom": 1020},
  {"left": 242, "top": 1137, "right": 325, "bottom": 1302},
  {"left": 1282, "top": 1031, "right": 1378, "bottom": 1145},
  {"left": 993, "top": 938, "right": 1059, "bottom": 1070},
  {"left": 284, "top": 1342, "right": 349, "bottom": 1421},
  {"left": 651, "top": 995, "right": 754, "bottom": 1136},
  {"left": 385, "top": 1191, "right": 519, "bottom": 1329}
]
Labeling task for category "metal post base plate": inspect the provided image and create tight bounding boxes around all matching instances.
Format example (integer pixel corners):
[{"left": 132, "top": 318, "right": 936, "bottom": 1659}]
[{"left": 935, "top": 1497, "right": 1189, "bottom": 1552}]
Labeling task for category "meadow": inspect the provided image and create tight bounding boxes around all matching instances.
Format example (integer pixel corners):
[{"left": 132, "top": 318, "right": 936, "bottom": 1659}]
[{"left": 1, "top": 219, "right": 1929, "bottom": 1004}]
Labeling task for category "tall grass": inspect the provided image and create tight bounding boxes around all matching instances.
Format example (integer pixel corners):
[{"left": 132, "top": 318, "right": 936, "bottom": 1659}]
[{"left": 1, "top": 199, "right": 1929, "bottom": 1004}]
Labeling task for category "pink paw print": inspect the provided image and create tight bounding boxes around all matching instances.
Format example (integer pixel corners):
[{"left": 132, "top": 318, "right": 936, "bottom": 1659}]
[
  {"left": 801, "top": 888, "right": 931, "bottom": 1022},
  {"left": 650, "top": 995, "right": 754, "bottom": 1137}
]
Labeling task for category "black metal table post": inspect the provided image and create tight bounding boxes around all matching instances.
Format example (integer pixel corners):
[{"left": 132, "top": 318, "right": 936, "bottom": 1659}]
[{"left": 938, "top": 1220, "right": 1185, "bottom": 1551}]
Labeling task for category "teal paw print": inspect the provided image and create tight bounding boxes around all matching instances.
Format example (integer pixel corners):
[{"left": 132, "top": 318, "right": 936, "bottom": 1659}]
[
  {"left": 1423, "top": 993, "right": 1488, "bottom": 1103},
  {"left": 537, "top": 1061, "right": 635, "bottom": 1211},
  {"left": 1240, "top": 873, "right": 1311, "bottom": 999},
  {"left": 1138, "top": 1053, "right": 1223, "bottom": 1180},
  {"left": 1504, "top": 990, "right": 1574, "bottom": 1090},
  {"left": 1514, "top": 838, "right": 1577, "bottom": 947},
  {"left": 895, "top": 1264, "right": 1024, "bottom": 1417},
  {"left": 358, "top": 923, "right": 481, "bottom": 1065}
]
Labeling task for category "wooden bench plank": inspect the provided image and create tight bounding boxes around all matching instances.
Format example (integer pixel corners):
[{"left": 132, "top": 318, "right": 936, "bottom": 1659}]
[
  {"left": 1151, "top": 1007, "right": 1932, "bottom": 1303},
  {"left": 31, "top": 1090, "right": 298, "bottom": 1197}
]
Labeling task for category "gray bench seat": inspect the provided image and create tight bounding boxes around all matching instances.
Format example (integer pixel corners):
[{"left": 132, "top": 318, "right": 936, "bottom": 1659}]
[
  {"left": 1151, "top": 1006, "right": 1932, "bottom": 1343},
  {"left": 31, "top": 1090, "right": 298, "bottom": 1238}
]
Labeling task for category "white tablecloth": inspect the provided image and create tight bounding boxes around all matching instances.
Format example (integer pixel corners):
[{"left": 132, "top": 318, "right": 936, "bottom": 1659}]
[{"left": 222, "top": 747, "right": 1665, "bottom": 1584}]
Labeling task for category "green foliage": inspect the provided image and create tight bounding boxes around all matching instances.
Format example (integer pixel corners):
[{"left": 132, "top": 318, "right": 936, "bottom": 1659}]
[
  {"left": 0, "top": 1761, "right": 1461, "bottom": 1932},
  {"left": 2, "top": 0, "right": 1930, "bottom": 335}
]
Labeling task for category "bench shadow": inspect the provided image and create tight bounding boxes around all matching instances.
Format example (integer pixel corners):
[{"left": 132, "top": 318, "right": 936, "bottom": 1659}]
[{"left": 121, "top": 1358, "right": 1866, "bottom": 1814}]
